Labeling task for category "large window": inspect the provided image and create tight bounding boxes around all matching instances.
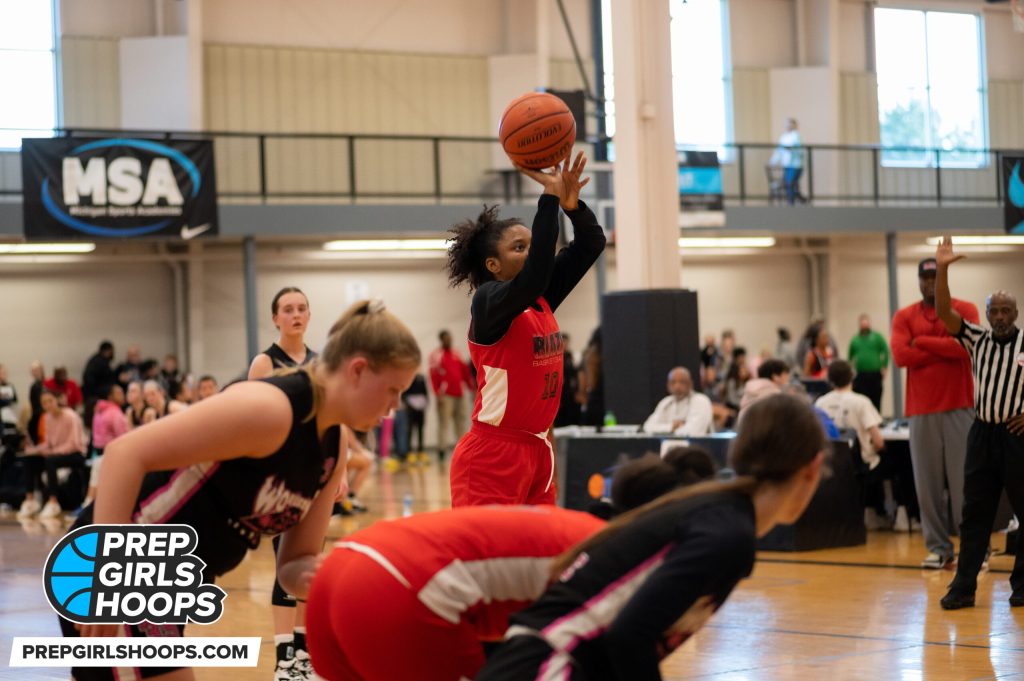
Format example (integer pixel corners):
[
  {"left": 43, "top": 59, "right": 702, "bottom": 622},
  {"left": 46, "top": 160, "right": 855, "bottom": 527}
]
[
  {"left": 874, "top": 8, "right": 987, "bottom": 167},
  {"left": 0, "top": 0, "right": 57, "bottom": 149},
  {"left": 600, "top": 0, "right": 732, "bottom": 156}
]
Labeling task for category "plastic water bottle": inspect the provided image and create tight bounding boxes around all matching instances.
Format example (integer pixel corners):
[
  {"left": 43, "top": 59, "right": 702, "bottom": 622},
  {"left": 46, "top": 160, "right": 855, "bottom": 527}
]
[
  {"left": 402, "top": 493, "right": 413, "bottom": 518},
  {"left": 603, "top": 411, "right": 617, "bottom": 427}
]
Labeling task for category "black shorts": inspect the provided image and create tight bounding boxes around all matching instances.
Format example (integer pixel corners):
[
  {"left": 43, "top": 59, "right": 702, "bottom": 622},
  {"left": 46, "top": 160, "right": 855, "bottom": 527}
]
[
  {"left": 477, "top": 634, "right": 587, "bottom": 681},
  {"left": 57, "top": 617, "right": 185, "bottom": 681}
]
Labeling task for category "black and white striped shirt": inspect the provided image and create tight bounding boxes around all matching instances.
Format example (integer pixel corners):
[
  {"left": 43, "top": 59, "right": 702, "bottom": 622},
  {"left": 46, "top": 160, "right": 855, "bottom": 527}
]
[{"left": 955, "top": 320, "right": 1024, "bottom": 424}]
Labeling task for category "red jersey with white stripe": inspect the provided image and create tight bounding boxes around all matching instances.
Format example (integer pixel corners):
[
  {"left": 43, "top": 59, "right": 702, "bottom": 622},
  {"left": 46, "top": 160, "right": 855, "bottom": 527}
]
[
  {"left": 469, "top": 296, "right": 563, "bottom": 434},
  {"left": 332, "top": 506, "right": 604, "bottom": 639}
]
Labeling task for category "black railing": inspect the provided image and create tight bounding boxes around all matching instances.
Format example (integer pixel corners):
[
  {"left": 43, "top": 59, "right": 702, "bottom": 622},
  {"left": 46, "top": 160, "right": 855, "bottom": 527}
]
[{"left": 0, "top": 128, "right": 1018, "bottom": 206}]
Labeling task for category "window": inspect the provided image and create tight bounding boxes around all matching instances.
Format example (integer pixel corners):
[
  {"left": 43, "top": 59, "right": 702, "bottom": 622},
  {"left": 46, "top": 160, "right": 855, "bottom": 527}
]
[
  {"left": 874, "top": 8, "right": 987, "bottom": 167},
  {"left": 600, "top": 0, "right": 732, "bottom": 159},
  {"left": 0, "top": 0, "right": 57, "bottom": 149}
]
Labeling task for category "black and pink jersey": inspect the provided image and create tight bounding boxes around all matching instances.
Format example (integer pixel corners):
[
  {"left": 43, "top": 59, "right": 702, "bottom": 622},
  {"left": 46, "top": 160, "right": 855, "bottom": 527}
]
[{"left": 73, "top": 371, "right": 340, "bottom": 578}]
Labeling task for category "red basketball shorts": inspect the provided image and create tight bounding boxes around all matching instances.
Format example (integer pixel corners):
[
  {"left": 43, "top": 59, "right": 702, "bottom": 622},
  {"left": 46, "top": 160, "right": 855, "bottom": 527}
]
[{"left": 449, "top": 422, "right": 556, "bottom": 507}]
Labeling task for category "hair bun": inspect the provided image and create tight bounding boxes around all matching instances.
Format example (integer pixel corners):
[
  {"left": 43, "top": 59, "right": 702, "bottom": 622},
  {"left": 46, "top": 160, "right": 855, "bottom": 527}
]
[{"left": 366, "top": 298, "right": 386, "bottom": 314}]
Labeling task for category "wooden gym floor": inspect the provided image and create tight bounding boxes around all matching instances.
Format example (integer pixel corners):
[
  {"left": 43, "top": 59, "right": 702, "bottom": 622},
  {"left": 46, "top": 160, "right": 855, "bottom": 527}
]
[{"left": 1, "top": 457, "right": 1021, "bottom": 680}]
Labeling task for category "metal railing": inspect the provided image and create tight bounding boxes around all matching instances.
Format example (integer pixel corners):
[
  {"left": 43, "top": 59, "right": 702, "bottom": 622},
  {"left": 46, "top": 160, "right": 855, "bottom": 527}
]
[{"left": 0, "top": 128, "right": 1018, "bottom": 206}]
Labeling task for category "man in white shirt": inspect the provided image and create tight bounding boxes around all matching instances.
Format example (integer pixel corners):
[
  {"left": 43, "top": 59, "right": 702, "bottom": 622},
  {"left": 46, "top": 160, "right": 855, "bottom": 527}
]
[
  {"left": 642, "top": 367, "right": 714, "bottom": 436},
  {"left": 815, "top": 360, "right": 890, "bottom": 529},
  {"left": 769, "top": 117, "right": 804, "bottom": 205}
]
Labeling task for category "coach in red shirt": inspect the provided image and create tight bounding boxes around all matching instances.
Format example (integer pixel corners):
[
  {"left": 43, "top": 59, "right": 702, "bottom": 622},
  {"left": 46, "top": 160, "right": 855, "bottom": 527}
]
[
  {"left": 429, "top": 330, "right": 474, "bottom": 461},
  {"left": 891, "top": 257, "right": 979, "bottom": 569}
]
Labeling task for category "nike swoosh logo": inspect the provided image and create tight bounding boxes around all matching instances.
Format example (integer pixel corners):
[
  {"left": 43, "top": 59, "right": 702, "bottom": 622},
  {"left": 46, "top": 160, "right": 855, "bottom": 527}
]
[{"left": 180, "top": 223, "right": 211, "bottom": 240}]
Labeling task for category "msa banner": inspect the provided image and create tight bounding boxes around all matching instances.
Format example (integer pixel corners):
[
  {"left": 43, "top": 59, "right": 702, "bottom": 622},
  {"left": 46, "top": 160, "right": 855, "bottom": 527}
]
[
  {"left": 21, "top": 137, "right": 218, "bottom": 241},
  {"left": 1006, "top": 156, "right": 1024, "bottom": 234}
]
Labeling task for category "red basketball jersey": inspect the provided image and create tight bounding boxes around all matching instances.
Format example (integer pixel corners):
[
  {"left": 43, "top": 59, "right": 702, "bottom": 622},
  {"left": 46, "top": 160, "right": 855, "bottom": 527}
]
[
  {"left": 331, "top": 506, "right": 604, "bottom": 639},
  {"left": 468, "top": 296, "right": 563, "bottom": 434}
]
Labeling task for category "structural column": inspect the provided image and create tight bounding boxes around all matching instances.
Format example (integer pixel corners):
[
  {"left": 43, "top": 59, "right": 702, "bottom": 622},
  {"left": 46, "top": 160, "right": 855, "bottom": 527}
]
[
  {"left": 243, "top": 236, "right": 258, "bottom": 363},
  {"left": 609, "top": 0, "right": 681, "bottom": 289}
]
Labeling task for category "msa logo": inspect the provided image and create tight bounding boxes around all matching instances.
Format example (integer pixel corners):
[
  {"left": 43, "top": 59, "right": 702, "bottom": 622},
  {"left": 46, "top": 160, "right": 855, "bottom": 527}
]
[
  {"left": 41, "top": 138, "right": 203, "bottom": 238},
  {"left": 63, "top": 156, "right": 183, "bottom": 208}
]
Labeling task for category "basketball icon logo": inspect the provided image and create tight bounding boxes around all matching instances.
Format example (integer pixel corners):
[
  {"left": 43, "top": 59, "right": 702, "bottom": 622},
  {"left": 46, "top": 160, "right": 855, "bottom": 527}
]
[{"left": 44, "top": 527, "right": 99, "bottom": 619}]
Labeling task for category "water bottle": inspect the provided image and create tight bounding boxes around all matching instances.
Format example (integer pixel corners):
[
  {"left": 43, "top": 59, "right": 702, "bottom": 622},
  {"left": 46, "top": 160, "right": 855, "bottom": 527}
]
[
  {"left": 603, "top": 411, "right": 617, "bottom": 427},
  {"left": 402, "top": 493, "right": 413, "bottom": 518}
]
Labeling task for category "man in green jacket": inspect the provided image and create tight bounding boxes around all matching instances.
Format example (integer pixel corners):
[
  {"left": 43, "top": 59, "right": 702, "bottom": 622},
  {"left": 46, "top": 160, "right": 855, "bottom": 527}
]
[{"left": 849, "top": 313, "right": 890, "bottom": 411}]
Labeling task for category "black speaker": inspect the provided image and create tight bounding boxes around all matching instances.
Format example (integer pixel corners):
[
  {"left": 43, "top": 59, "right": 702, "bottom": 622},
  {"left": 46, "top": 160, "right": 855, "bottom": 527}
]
[
  {"left": 545, "top": 88, "right": 586, "bottom": 141},
  {"left": 600, "top": 289, "right": 701, "bottom": 426}
]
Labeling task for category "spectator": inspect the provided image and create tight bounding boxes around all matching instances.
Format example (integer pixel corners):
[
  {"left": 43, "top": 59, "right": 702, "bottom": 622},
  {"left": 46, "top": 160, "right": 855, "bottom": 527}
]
[
  {"left": 804, "top": 328, "right": 835, "bottom": 379},
  {"left": 78, "top": 383, "right": 130, "bottom": 515},
  {"left": 27, "top": 361, "right": 46, "bottom": 443},
  {"left": 716, "top": 330, "right": 737, "bottom": 388},
  {"left": 428, "top": 330, "right": 474, "bottom": 460},
  {"left": 814, "top": 360, "right": 889, "bottom": 529},
  {"left": 114, "top": 344, "right": 142, "bottom": 390},
  {"left": 159, "top": 354, "right": 182, "bottom": 399},
  {"left": 740, "top": 358, "right": 790, "bottom": 411},
  {"left": 142, "top": 379, "right": 187, "bottom": 423},
  {"left": 17, "top": 390, "right": 87, "bottom": 519},
  {"left": 196, "top": 375, "right": 219, "bottom": 401},
  {"left": 139, "top": 358, "right": 160, "bottom": 381},
  {"left": 891, "top": 256, "right": 978, "bottom": 570},
  {"left": 699, "top": 334, "right": 720, "bottom": 389},
  {"left": 124, "top": 381, "right": 147, "bottom": 428},
  {"left": 642, "top": 367, "right": 713, "bottom": 436},
  {"left": 849, "top": 314, "right": 890, "bottom": 411},
  {"left": 401, "top": 373, "right": 429, "bottom": 458},
  {"left": 932, "top": 238, "right": 1024, "bottom": 610},
  {"left": 82, "top": 340, "right": 116, "bottom": 402},
  {"left": 44, "top": 366, "right": 83, "bottom": 411},
  {"left": 769, "top": 117, "right": 805, "bottom": 205},
  {"left": 775, "top": 327, "right": 797, "bottom": 372},
  {"left": 554, "top": 333, "right": 581, "bottom": 427},
  {"left": 721, "top": 347, "right": 750, "bottom": 412}
]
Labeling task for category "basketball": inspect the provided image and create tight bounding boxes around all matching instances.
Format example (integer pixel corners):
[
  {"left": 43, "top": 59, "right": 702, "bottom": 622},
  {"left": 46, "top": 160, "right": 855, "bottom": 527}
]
[{"left": 499, "top": 92, "right": 576, "bottom": 170}]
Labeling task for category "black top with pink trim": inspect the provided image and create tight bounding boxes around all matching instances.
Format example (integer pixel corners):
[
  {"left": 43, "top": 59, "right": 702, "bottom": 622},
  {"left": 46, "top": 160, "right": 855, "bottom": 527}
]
[{"left": 71, "top": 371, "right": 340, "bottom": 578}]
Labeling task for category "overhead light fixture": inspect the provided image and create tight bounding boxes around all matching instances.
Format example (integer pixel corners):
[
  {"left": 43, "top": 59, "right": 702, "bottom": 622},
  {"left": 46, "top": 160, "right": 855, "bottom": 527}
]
[
  {"left": 678, "top": 237, "right": 775, "bottom": 249},
  {"left": 925, "top": 236, "right": 1024, "bottom": 246},
  {"left": 322, "top": 239, "right": 448, "bottom": 252},
  {"left": 0, "top": 242, "right": 96, "bottom": 254}
]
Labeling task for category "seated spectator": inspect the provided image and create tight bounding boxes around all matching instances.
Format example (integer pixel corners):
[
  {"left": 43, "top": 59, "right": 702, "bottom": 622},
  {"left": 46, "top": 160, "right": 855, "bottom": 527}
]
[
  {"left": 44, "top": 367, "right": 83, "bottom": 411},
  {"left": 142, "top": 380, "right": 188, "bottom": 423},
  {"left": 336, "top": 426, "right": 373, "bottom": 516},
  {"left": 803, "top": 327, "right": 835, "bottom": 379},
  {"left": 124, "top": 381, "right": 147, "bottom": 428},
  {"left": 740, "top": 358, "right": 791, "bottom": 411},
  {"left": 720, "top": 347, "right": 751, "bottom": 412},
  {"left": 642, "top": 367, "right": 713, "bottom": 436},
  {"left": 195, "top": 375, "right": 219, "bottom": 401},
  {"left": 115, "top": 344, "right": 142, "bottom": 390},
  {"left": 814, "top": 360, "right": 889, "bottom": 529},
  {"left": 18, "top": 390, "right": 87, "bottom": 519},
  {"left": 0, "top": 363, "right": 17, "bottom": 431}
]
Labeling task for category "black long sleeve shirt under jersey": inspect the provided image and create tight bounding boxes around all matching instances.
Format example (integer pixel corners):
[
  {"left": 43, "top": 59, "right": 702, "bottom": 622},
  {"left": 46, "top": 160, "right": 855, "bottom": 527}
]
[
  {"left": 470, "top": 194, "right": 606, "bottom": 345},
  {"left": 509, "top": 490, "right": 757, "bottom": 681}
]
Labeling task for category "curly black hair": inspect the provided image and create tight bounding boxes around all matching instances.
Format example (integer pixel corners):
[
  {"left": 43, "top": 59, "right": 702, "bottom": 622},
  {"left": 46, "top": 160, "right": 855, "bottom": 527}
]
[{"left": 445, "top": 205, "right": 522, "bottom": 290}]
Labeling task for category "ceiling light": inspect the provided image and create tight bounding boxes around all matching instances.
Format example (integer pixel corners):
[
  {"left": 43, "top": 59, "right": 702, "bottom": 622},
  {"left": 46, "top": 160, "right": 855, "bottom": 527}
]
[
  {"left": 925, "top": 236, "right": 1024, "bottom": 246},
  {"left": 678, "top": 237, "right": 775, "bottom": 249},
  {"left": 323, "top": 239, "right": 448, "bottom": 252},
  {"left": 0, "top": 242, "right": 96, "bottom": 254}
]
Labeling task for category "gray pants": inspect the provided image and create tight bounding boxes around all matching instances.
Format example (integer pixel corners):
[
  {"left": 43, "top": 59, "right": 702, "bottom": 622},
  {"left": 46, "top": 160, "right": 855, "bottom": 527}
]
[{"left": 909, "top": 408, "right": 974, "bottom": 558}]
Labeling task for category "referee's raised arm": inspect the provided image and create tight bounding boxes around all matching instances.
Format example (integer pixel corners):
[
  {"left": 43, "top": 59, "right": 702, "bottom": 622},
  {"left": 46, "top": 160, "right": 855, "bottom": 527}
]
[{"left": 934, "top": 236, "right": 966, "bottom": 335}]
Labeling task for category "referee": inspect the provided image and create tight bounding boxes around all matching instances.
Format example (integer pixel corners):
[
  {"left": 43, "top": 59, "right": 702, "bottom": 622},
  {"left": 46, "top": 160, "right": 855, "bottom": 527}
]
[{"left": 932, "top": 237, "right": 1024, "bottom": 610}]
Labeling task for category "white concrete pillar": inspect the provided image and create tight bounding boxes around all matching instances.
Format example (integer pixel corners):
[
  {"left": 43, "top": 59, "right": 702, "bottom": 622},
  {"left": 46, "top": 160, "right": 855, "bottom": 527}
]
[{"left": 609, "top": 0, "right": 680, "bottom": 290}]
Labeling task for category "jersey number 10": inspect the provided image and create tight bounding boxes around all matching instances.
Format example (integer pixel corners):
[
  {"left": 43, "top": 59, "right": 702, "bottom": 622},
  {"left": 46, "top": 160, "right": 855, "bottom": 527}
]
[{"left": 540, "top": 371, "right": 560, "bottom": 400}]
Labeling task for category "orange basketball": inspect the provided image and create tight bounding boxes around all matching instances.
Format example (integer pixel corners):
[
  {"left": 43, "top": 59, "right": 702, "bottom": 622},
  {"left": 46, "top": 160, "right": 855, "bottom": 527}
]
[{"left": 499, "top": 92, "right": 576, "bottom": 170}]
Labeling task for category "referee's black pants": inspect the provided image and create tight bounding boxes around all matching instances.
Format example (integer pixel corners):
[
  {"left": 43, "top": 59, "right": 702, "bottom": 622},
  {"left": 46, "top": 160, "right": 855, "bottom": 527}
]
[{"left": 950, "top": 421, "right": 1024, "bottom": 594}]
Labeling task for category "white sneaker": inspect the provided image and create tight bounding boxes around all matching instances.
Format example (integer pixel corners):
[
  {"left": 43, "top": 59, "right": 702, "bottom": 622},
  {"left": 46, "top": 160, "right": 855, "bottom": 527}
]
[
  {"left": 893, "top": 506, "right": 910, "bottom": 532},
  {"left": 39, "top": 500, "right": 62, "bottom": 519},
  {"left": 921, "top": 552, "right": 955, "bottom": 569},
  {"left": 17, "top": 498, "right": 41, "bottom": 518},
  {"left": 292, "top": 650, "right": 314, "bottom": 680},
  {"left": 274, "top": 658, "right": 299, "bottom": 681}
]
